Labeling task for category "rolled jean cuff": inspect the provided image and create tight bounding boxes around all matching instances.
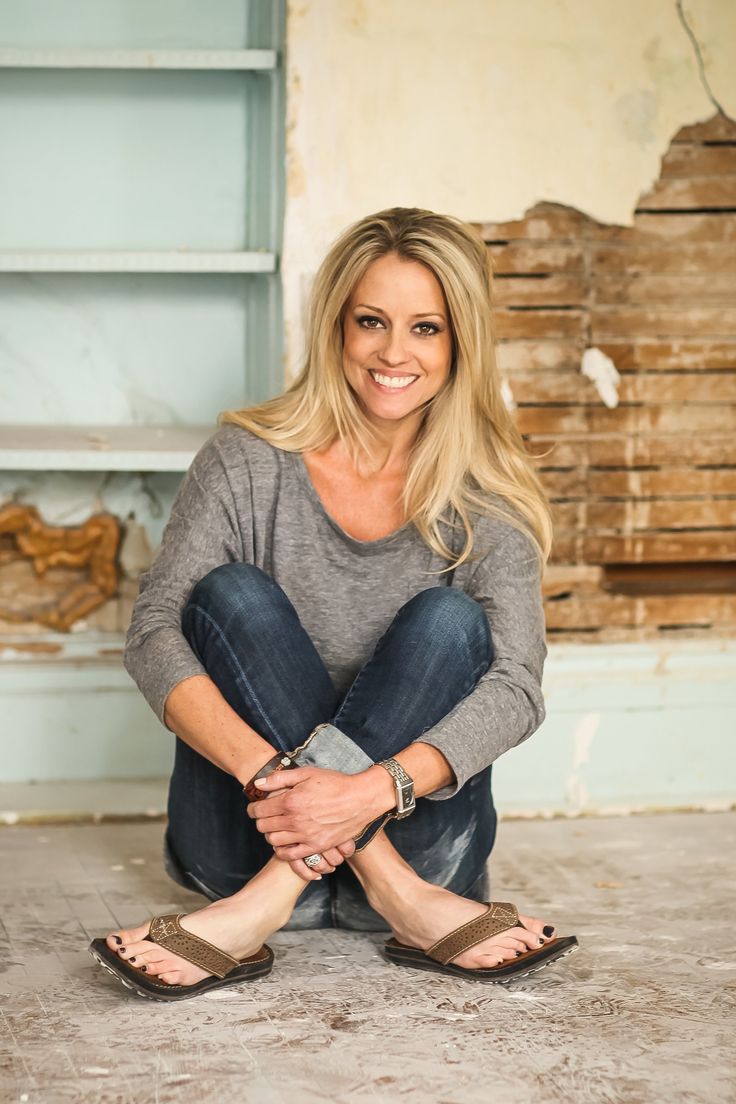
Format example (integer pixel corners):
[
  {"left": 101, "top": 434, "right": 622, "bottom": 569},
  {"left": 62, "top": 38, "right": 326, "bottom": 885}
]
[
  {"left": 293, "top": 722, "right": 374, "bottom": 774},
  {"left": 292, "top": 722, "right": 389, "bottom": 851}
]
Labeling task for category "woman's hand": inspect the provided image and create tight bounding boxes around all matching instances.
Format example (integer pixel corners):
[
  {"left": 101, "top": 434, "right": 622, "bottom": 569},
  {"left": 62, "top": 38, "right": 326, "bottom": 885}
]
[{"left": 245, "top": 765, "right": 389, "bottom": 865}]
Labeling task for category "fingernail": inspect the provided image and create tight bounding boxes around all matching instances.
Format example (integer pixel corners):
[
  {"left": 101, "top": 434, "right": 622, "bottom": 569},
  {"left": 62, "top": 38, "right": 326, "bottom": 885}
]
[
  {"left": 129, "top": 957, "right": 136, "bottom": 963},
  {"left": 254, "top": 778, "right": 267, "bottom": 788},
  {"left": 543, "top": 925, "right": 555, "bottom": 937},
  {"left": 314, "top": 874, "right": 322, "bottom": 880},
  {"left": 113, "top": 936, "right": 122, "bottom": 945}
]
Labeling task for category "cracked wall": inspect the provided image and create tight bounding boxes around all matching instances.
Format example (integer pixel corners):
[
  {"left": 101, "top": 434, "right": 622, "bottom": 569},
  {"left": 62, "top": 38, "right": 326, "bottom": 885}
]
[{"left": 283, "top": 0, "right": 736, "bottom": 376}]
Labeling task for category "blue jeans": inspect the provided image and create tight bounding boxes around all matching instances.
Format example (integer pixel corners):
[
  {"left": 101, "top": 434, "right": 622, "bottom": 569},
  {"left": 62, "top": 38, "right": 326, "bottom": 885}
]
[{"left": 165, "top": 563, "right": 498, "bottom": 931}]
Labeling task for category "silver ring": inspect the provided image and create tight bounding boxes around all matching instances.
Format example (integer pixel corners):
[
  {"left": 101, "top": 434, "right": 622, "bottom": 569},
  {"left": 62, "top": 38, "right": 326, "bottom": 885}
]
[{"left": 304, "top": 853, "right": 323, "bottom": 869}]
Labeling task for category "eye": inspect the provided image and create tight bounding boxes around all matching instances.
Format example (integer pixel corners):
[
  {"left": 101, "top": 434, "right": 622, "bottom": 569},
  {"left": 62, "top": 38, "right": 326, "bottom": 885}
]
[
  {"left": 357, "top": 314, "right": 384, "bottom": 329},
  {"left": 414, "top": 321, "right": 440, "bottom": 336}
]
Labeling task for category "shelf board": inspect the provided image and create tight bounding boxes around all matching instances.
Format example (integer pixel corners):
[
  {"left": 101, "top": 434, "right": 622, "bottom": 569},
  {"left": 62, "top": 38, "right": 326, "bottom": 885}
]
[
  {"left": 0, "top": 48, "right": 278, "bottom": 71},
  {"left": 0, "top": 251, "right": 276, "bottom": 273},
  {"left": 0, "top": 425, "right": 215, "bottom": 471}
]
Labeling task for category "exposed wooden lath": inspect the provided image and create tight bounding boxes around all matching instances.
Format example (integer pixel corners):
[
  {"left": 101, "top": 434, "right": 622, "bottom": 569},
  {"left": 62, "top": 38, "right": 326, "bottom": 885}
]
[{"left": 478, "top": 112, "right": 736, "bottom": 642}]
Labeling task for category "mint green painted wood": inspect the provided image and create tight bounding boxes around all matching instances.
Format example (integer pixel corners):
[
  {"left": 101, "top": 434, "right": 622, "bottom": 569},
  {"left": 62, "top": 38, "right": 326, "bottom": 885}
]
[
  {"left": 0, "top": 642, "right": 733, "bottom": 813},
  {"left": 0, "top": 274, "right": 264, "bottom": 424},
  {"left": 0, "top": 661, "right": 173, "bottom": 782},
  {"left": 493, "top": 641, "right": 736, "bottom": 815},
  {"left": 0, "top": 70, "right": 257, "bottom": 251},
  {"left": 0, "top": 0, "right": 259, "bottom": 50}
]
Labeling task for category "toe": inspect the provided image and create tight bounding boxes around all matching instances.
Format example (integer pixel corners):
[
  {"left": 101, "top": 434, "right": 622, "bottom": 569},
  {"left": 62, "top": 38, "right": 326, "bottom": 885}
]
[
  {"left": 115, "top": 937, "right": 156, "bottom": 961},
  {"left": 105, "top": 921, "right": 151, "bottom": 952},
  {"left": 518, "top": 914, "right": 554, "bottom": 940},
  {"left": 517, "top": 915, "right": 554, "bottom": 944}
]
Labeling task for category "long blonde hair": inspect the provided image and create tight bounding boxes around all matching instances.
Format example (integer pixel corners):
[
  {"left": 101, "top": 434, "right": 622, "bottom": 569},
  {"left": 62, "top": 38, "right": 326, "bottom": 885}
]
[{"left": 219, "top": 206, "right": 553, "bottom": 570}]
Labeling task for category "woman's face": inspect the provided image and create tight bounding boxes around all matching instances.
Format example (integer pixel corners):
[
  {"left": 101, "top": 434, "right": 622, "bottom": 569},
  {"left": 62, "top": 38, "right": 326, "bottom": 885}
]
[{"left": 342, "top": 252, "right": 453, "bottom": 430}]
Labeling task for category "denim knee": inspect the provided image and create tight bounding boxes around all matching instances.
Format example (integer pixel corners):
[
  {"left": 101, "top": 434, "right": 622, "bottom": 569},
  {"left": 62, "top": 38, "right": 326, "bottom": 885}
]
[
  {"left": 402, "top": 587, "right": 491, "bottom": 659},
  {"left": 186, "top": 562, "right": 284, "bottom": 623}
]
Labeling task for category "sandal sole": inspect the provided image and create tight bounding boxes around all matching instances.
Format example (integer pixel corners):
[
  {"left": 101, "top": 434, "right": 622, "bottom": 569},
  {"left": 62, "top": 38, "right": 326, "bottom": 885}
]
[
  {"left": 88, "top": 940, "right": 273, "bottom": 1002},
  {"left": 384, "top": 935, "right": 579, "bottom": 984}
]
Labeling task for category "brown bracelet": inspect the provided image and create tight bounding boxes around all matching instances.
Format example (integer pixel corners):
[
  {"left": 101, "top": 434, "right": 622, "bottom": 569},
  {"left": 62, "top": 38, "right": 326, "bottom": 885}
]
[
  {"left": 242, "top": 753, "right": 297, "bottom": 802},
  {"left": 242, "top": 723, "right": 331, "bottom": 802}
]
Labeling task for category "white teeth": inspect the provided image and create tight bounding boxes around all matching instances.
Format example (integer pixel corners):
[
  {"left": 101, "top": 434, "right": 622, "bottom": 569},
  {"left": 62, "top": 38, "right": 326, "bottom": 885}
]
[{"left": 369, "top": 370, "right": 418, "bottom": 389}]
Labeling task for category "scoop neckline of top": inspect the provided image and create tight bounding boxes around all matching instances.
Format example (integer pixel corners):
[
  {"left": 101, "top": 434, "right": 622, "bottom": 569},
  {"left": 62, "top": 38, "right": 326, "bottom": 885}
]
[{"left": 288, "top": 448, "right": 414, "bottom": 553}]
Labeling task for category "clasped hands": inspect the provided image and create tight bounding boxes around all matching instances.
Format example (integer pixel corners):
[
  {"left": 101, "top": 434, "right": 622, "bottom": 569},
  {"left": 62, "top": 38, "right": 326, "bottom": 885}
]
[{"left": 245, "top": 765, "right": 388, "bottom": 882}]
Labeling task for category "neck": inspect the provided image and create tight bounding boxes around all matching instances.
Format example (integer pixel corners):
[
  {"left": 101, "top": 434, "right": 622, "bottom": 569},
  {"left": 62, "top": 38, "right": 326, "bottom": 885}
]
[{"left": 352, "top": 413, "right": 423, "bottom": 476}]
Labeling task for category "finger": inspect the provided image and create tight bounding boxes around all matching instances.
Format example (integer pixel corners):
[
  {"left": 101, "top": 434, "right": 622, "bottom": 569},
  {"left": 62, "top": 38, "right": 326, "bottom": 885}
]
[
  {"left": 288, "top": 858, "right": 319, "bottom": 883},
  {"left": 337, "top": 840, "right": 356, "bottom": 858},
  {"left": 264, "top": 831, "right": 302, "bottom": 846},
  {"left": 253, "top": 767, "right": 314, "bottom": 794},
  {"left": 321, "top": 847, "right": 347, "bottom": 868},
  {"left": 247, "top": 798, "right": 289, "bottom": 821},
  {"left": 275, "top": 843, "right": 327, "bottom": 862},
  {"left": 303, "top": 856, "right": 335, "bottom": 875}
]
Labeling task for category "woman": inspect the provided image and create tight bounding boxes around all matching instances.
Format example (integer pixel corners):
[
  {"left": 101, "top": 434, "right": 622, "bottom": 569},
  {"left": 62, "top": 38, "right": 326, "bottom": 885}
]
[{"left": 90, "top": 207, "right": 578, "bottom": 1000}]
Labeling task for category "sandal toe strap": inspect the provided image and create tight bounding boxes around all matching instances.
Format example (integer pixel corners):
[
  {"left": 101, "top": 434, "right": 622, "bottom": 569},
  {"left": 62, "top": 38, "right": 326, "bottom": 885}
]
[
  {"left": 427, "top": 902, "right": 520, "bottom": 966},
  {"left": 148, "top": 914, "right": 241, "bottom": 979}
]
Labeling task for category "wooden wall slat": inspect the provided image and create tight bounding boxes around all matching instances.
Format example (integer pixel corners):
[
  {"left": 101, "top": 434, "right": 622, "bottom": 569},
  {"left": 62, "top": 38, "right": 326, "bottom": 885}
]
[
  {"left": 593, "top": 273, "right": 736, "bottom": 304},
  {"left": 517, "top": 405, "right": 736, "bottom": 435},
  {"left": 508, "top": 370, "right": 736, "bottom": 405},
  {"left": 541, "top": 468, "right": 736, "bottom": 498},
  {"left": 590, "top": 243, "right": 736, "bottom": 274},
  {"left": 590, "top": 306, "right": 736, "bottom": 338},
  {"left": 661, "top": 144, "right": 736, "bottom": 177},
  {"left": 545, "top": 593, "right": 736, "bottom": 630},
  {"left": 636, "top": 176, "right": 736, "bottom": 210},
  {"left": 552, "top": 532, "right": 736, "bottom": 562},
  {"left": 529, "top": 435, "right": 736, "bottom": 467},
  {"left": 593, "top": 341, "right": 736, "bottom": 370}
]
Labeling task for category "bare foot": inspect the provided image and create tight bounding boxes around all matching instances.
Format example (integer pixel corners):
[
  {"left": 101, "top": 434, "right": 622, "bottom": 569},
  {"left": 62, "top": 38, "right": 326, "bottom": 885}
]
[
  {"left": 105, "top": 866, "right": 297, "bottom": 986},
  {"left": 375, "top": 879, "right": 555, "bottom": 969}
]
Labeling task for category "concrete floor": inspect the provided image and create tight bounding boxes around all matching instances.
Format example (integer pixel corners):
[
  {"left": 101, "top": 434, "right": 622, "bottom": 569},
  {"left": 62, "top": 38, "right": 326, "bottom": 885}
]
[{"left": 0, "top": 813, "right": 734, "bottom": 1104}]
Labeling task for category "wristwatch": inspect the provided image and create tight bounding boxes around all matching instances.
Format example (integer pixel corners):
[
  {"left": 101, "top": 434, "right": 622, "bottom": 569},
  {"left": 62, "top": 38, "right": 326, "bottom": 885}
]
[{"left": 378, "top": 758, "right": 416, "bottom": 819}]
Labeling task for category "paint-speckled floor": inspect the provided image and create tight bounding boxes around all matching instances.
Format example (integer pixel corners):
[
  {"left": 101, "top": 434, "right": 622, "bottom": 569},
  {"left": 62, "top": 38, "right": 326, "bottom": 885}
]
[{"left": 1, "top": 812, "right": 734, "bottom": 1104}]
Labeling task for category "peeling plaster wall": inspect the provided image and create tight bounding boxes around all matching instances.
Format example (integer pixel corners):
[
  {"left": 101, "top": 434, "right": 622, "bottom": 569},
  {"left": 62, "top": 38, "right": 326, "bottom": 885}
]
[{"left": 283, "top": 0, "right": 736, "bottom": 375}]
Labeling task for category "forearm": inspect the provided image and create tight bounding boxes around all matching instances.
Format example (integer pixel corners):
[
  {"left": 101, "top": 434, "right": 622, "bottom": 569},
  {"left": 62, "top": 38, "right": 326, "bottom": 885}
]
[{"left": 163, "top": 674, "right": 274, "bottom": 785}]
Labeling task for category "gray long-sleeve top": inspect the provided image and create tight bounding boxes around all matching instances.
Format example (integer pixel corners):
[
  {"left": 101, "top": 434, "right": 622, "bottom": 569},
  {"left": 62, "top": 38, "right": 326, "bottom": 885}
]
[{"left": 123, "top": 423, "right": 548, "bottom": 798}]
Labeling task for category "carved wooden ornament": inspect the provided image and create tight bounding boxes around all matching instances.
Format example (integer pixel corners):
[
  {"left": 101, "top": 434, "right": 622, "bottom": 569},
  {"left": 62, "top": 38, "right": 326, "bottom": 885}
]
[{"left": 0, "top": 503, "right": 121, "bottom": 631}]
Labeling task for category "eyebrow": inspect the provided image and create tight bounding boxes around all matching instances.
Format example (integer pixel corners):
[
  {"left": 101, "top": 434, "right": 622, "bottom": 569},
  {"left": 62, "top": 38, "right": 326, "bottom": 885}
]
[{"left": 355, "top": 303, "right": 447, "bottom": 321}]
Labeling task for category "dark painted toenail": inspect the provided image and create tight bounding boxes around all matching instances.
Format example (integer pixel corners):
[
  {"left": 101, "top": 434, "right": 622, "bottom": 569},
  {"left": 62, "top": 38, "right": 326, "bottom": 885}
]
[
  {"left": 129, "top": 957, "right": 136, "bottom": 963},
  {"left": 538, "top": 938, "right": 545, "bottom": 945},
  {"left": 119, "top": 947, "right": 126, "bottom": 953},
  {"left": 140, "top": 965, "right": 147, "bottom": 972},
  {"left": 543, "top": 925, "right": 554, "bottom": 937},
  {"left": 515, "top": 951, "right": 522, "bottom": 957},
  {"left": 114, "top": 936, "right": 122, "bottom": 945}
]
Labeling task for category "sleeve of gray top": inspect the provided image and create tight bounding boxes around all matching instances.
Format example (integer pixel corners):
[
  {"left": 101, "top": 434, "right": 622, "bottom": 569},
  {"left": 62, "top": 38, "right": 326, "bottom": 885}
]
[
  {"left": 123, "top": 432, "right": 244, "bottom": 729},
  {"left": 417, "top": 524, "right": 548, "bottom": 800}
]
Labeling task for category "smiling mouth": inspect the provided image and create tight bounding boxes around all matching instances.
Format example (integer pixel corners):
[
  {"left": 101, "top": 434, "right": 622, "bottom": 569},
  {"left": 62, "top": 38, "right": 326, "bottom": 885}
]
[{"left": 368, "top": 369, "right": 419, "bottom": 390}]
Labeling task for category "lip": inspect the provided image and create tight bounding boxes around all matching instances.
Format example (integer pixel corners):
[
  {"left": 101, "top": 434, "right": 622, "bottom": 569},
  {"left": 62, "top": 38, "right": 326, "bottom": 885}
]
[{"left": 366, "top": 368, "right": 419, "bottom": 395}]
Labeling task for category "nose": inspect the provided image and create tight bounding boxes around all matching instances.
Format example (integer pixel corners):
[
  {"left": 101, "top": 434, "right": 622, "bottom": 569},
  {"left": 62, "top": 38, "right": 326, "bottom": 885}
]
[{"left": 378, "top": 330, "right": 411, "bottom": 368}]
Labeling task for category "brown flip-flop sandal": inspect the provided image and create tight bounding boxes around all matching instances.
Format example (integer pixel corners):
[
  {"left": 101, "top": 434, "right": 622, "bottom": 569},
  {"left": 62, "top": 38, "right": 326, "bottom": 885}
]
[
  {"left": 384, "top": 901, "right": 578, "bottom": 983},
  {"left": 89, "top": 913, "right": 274, "bottom": 1002}
]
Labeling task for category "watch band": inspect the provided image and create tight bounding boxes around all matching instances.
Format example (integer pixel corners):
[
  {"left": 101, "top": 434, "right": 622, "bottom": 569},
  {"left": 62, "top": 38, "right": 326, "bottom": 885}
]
[{"left": 378, "top": 758, "right": 416, "bottom": 819}]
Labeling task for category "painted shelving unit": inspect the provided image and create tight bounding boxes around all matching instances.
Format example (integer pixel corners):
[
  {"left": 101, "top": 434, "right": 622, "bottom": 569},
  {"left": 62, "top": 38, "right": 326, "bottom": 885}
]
[{"left": 0, "top": 4, "right": 286, "bottom": 785}]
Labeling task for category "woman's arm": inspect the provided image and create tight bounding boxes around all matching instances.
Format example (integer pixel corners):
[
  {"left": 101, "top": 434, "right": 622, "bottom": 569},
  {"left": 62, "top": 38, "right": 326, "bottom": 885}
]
[
  {"left": 163, "top": 674, "right": 273, "bottom": 785},
  {"left": 417, "top": 522, "right": 547, "bottom": 799},
  {"left": 124, "top": 430, "right": 274, "bottom": 783}
]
